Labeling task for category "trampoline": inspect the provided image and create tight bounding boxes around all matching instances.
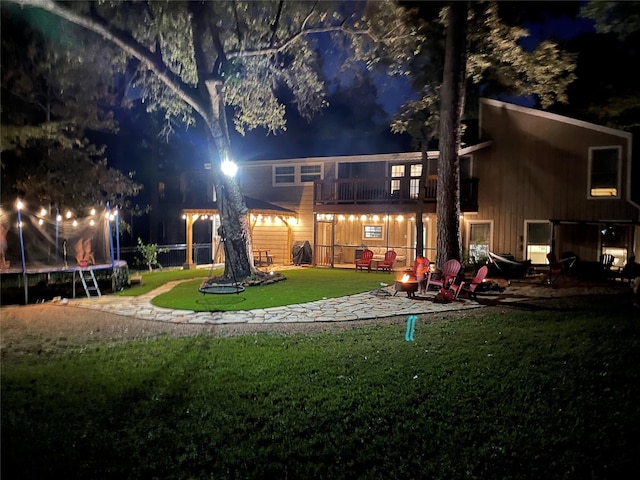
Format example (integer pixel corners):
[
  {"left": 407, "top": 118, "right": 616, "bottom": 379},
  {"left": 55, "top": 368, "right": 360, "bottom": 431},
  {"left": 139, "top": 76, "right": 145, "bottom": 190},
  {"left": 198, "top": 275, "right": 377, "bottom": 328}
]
[{"left": 1, "top": 200, "right": 125, "bottom": 304}]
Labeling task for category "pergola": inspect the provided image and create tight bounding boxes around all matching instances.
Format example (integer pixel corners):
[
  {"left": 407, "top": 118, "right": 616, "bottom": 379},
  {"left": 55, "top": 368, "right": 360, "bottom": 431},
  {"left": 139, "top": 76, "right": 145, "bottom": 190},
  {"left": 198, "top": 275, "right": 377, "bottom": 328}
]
[{"left": 181, "top": 196, "right": 298, "bottom": 268}]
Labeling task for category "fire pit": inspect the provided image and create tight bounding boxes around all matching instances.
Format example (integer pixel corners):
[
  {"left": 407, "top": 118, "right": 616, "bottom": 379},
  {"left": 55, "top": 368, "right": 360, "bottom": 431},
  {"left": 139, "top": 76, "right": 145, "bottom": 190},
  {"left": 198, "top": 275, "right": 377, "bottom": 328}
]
[{"left": 394, "top": 273, "right": 420, "bottom": 298}]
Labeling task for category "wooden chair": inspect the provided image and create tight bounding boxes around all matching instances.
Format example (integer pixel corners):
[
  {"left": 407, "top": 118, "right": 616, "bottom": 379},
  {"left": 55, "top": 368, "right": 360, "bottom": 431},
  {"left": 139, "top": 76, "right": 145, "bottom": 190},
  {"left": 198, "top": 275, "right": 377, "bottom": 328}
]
[
  {"left": 425, "top": 259, "right": 461, "bottom": 292},
  {"left": 355, "top": 249, "right": 374, "bottom": 272},
  {"left": 450, "top": 265, "right": 489, "bottom": 300},
  {"left": 376, "top": 250, "right": 397, "bottom": 273}
]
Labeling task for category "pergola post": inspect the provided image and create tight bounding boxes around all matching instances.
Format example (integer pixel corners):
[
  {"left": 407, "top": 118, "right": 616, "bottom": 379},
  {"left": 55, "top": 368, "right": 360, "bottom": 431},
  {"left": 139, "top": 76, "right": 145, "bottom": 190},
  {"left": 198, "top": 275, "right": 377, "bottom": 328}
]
[{"left": 183, "top": 214, "right": 196, "bottom": 269}]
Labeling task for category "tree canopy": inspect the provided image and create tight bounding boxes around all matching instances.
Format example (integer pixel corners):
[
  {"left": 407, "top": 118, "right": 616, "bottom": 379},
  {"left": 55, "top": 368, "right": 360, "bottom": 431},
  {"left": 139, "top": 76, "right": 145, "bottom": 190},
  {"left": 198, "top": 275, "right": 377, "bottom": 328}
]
[
  {"left": 1, "top": 4, "right": 140, "bottom": 211},
  {"left": 4, "top": 0, "right": 424, "bottom": 282}
]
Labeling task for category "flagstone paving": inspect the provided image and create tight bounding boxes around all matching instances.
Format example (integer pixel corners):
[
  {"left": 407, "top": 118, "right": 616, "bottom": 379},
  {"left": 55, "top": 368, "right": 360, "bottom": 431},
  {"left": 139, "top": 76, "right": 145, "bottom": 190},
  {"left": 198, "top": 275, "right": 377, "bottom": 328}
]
[{"left": 67, "top": 273, "right": 630, "bottom": 325}]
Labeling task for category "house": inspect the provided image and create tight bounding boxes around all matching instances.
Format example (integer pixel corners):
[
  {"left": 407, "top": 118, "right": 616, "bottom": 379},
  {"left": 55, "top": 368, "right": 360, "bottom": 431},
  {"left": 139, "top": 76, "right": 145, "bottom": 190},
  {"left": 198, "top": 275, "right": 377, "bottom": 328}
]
[{"left": 183, "top": 98, "right": 639, "bottom": 271}]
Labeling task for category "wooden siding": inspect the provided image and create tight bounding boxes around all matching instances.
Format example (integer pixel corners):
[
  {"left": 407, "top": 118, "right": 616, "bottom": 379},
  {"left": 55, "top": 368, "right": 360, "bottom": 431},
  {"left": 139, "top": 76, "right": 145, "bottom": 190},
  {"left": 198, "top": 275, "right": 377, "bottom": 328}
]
[
  {"left": 240, "top": 163, "right": 315, "bottom": 263},
  {"left": 474, "top": 99, "right": 637, "bottom": 261}
]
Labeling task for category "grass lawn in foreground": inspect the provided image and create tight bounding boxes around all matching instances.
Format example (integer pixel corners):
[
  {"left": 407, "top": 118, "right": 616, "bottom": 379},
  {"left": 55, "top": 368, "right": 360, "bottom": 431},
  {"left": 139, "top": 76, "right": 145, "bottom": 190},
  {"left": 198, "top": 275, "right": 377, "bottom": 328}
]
[
  {"left": 121, "top": 267, "right": 393, "bottom": 311},
  {"left": 2, "top": 298, "right": 639, "bottom": 479}
]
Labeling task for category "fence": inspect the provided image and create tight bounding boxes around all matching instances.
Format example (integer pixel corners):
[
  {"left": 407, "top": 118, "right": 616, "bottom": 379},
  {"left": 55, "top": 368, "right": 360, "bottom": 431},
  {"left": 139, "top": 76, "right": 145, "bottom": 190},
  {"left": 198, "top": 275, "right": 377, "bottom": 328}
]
[{"left": 120, "top": 243, "right": 214, "bottom": 270}]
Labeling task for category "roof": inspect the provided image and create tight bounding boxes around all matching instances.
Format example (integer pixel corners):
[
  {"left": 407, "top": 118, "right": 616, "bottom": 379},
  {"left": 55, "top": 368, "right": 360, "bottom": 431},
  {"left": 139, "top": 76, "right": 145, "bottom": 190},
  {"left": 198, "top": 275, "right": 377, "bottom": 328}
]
[{"left": 181, "top": 195, "right": 297, "bottom": 218}]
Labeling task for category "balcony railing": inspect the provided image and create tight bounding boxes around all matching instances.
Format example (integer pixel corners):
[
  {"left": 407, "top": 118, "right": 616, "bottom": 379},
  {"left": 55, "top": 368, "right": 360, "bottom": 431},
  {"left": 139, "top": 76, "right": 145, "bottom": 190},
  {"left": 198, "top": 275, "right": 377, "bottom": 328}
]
[{"left": 314, "top": 176, "right": 478, "bottom": 211}]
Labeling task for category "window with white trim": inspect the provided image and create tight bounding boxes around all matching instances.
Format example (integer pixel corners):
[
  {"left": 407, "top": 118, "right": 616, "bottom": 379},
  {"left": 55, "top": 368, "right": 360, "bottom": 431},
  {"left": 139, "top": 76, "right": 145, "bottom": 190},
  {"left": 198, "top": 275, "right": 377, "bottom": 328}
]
[
  {"left": 363, "top": 224, "right": 383, "bottom": 239},
  {"left": 273, "top": 163, "right": 323, "bottom": 185},
  {"left": 524, "top": 220, "right": 551, "bottom": 264},
  {"left": 390, "top": 165, "right": 405, "bottom": 197},
  {"left": 389, "top": 163, "right": 422, "bottom": 199},
  {"left": 467, "top": 221, "right": 492, "bottom": 263},
  {"left": 588, "top": 146, "right": 621, "bottom": 198}
]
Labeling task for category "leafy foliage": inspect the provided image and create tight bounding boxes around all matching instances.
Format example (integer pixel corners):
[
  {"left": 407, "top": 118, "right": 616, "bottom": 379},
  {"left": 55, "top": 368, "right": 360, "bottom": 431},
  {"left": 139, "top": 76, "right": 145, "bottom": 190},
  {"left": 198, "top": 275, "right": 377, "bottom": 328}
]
[
  {"left": 136, "top": 237, "right": 168, "bottom": 272},
  {"left": 0, "top": 4, "right": 140, "bottom": 210},
  {"left": 392, "top": 2, "right": 578, "bottom": 142},
  {"left": 3, "top": 0, "right": 427, "bottom": 282}
]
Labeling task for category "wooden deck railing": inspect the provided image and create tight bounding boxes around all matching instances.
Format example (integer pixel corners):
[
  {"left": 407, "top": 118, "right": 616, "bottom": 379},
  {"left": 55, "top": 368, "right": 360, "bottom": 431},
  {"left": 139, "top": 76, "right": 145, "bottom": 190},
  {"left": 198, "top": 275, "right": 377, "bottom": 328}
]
[{"left": 314, "top": 177, "right": 478, "bottom": 210}]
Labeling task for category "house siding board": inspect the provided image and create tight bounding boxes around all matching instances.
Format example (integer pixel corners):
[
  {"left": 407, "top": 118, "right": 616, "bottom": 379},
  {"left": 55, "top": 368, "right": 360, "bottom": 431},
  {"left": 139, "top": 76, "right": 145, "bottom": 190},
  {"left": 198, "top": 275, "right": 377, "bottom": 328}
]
[
  {"left": 478, "top": 99, "right": 637, "bottom": 262},
  {"left": 240, "top": 165, "right": 315, "bottom": 263}
]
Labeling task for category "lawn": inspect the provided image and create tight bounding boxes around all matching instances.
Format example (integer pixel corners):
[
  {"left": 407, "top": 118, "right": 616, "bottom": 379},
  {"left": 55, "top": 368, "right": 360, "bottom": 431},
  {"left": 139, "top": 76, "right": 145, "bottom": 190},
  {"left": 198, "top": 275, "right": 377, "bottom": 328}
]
[
  {"left": 2, "top": 298, "right": 639, "bottom": 479},
  {"left": 119, "top": 267, "right": 394, "bottom": 311}
]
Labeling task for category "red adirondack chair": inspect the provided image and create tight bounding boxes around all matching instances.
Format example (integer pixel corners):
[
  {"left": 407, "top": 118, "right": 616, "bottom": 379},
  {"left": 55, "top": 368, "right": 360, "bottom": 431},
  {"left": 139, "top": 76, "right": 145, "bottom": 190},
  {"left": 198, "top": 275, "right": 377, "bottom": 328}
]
[
  {"left": 355, "top": 249, "right": 374, "bottom": 272},
  {"left": 425, "top": 259, "right": 462, "bottom": 292},
  {"left": 376, "top": 250, "right": 397, "bottom": 273},
  {"left": 450, "top": 265, "right": 489, "bottom": 300}
]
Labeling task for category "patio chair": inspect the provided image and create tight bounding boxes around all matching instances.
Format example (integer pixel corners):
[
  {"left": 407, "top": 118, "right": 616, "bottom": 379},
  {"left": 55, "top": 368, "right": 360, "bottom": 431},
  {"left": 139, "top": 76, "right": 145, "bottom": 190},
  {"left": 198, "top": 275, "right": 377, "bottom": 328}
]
[
  {"left": 449, "top": 265, "right": 489, "bottom": 300},
  {"left": 425, "top": 259, "right": 461, "bottom": 292},
  {"left": 546, "top": 252, "right": 564, "bottom": 285},
  {"left": 355, "top": 248, "right": 374, "bottom": 272},
  {"left": 376, "top": 250, "right": 397, "bottom": 273}
]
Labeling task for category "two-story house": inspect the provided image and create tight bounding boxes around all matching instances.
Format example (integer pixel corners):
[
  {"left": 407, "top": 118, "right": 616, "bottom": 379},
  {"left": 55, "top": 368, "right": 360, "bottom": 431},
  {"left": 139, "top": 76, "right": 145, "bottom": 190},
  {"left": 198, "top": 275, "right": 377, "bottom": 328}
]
[{"left": 183, "top": 98, "right": 639, "bottom": 271}]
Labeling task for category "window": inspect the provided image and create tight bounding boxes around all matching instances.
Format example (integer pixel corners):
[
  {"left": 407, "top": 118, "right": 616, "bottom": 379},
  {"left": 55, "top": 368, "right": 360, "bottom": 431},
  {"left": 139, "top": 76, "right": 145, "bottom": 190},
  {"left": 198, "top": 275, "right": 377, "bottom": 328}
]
[
  {"left": 467, "top": 221, "right": 492, "bottom": 262},
  {"left": 588, "top": 146, "right": 621, "bottom": 198},
  {"left": 301, "top": 165, "right": 322, "bottom": 182},
  {"left": 273, "top": 163, "right": 323, "bottom": 185},
  {"left": 363, "top": 225, "right": 383, "bottom": 239},
  {"left": 274, "top": 166, "right": 295, "bottom": 184},
  {"left": 525, "top": 221, "right": 551, "bottom": 264},
  {"left": 390, "top": 165, "right": 405, "bottom": 196},
  {"left": 410, "top": 164, "right": 422, "bottom": 198},
  {"left": 389, "top": 163, "right": 422, "bottom": 199}
]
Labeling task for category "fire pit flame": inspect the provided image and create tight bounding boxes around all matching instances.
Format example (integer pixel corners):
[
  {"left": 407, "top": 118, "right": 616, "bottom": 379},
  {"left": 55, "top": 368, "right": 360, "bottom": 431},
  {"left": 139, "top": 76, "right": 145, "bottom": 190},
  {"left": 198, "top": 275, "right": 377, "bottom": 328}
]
[{"left": 401, "top": 274, "right": 410, "bottom": 283}]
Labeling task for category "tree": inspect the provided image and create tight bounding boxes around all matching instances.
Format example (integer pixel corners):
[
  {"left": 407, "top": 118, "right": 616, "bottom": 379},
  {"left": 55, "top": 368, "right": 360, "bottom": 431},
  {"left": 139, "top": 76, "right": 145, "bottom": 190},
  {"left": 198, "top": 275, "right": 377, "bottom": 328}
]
[
  {"left": 435, "top": 1, "right": 468, "bottom": 268},
  {"left": 1, "top": 5, "right": 141, "bottom": 211},
  {"left": 549, "top": 1, "right": 640, "bottom": 130},
  {"left": 392, "top": 1, "right": 577, "bottom": 267},
  {"left": 6, "top": 0, "right": 421, "bottom": 284}
]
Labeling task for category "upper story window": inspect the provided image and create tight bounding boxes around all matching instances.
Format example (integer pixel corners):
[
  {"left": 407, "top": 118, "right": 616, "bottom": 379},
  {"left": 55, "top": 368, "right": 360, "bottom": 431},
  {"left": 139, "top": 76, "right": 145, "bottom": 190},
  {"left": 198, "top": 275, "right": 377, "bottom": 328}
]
[
  {"left": 588, "top": 146, "right": 621, "bottom": 198},
  {"left": 273, "top": 163, "right": 323, "bottom": 186},
  {"left": 390, "top": 163, "right": 422, "bottom": 198}
]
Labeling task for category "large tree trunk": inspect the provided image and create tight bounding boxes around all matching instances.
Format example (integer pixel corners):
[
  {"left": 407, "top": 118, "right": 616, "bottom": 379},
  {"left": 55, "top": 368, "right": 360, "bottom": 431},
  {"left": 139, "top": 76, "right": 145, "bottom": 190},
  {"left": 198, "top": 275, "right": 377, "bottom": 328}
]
[
  {"left": 203, "top": 79, "right": 258, "bottom": 282},
  {"left": 435, "top": 1, "right": 468, "bottom": 269}
]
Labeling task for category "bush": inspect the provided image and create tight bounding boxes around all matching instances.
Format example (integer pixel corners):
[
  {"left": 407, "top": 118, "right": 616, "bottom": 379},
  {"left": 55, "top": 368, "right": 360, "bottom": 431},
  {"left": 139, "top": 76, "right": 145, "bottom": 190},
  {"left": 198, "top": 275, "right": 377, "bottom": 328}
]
[{"left": 136, "top": 238, "right": 168, "bottom": 272}]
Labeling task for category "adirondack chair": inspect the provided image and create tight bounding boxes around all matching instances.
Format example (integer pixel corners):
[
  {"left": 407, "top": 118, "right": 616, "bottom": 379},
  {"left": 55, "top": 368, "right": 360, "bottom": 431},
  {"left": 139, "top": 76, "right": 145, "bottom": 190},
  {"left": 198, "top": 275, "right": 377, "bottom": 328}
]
[
  {"left": 425, "top": 259, "right": 462, "bottom": 292},
  {"left": 376, "top": 250, "right": 397, "bottom": 273},
  {"left": 355, "top": 249, "right": 374, "bottom": 272},
  {"left": 449, "top": 265, "right": 489, "bottom": 300}
]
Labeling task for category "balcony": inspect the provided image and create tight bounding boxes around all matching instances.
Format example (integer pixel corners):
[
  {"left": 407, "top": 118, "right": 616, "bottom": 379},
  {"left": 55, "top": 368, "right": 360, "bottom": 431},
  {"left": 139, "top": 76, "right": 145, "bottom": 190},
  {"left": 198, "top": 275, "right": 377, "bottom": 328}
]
[{"left": 314, "top": 176, "right": 478, "bottom": 213}]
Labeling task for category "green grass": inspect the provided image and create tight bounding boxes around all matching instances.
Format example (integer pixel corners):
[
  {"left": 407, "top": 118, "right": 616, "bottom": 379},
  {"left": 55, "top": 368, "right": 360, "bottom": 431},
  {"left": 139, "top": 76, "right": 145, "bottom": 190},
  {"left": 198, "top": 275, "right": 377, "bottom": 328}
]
[
  {"left": 2, "top": 299, "right": 639, "bottom": 479},
  {"left": 116, "top": 268, "right": 212, "bottom": 296},
  {"left": 119, "top": 267, "right": 394, "bottom": 311}
]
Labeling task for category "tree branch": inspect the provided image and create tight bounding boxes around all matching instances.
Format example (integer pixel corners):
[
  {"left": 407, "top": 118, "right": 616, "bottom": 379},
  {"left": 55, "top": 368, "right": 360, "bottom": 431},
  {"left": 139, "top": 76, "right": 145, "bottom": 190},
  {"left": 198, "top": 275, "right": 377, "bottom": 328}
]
[
  {"left": 8, "top": 0, "right": 207, "bottom": 120},
  {"left": 268, "top": 0, "right": 285, "bottom": 48}
]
